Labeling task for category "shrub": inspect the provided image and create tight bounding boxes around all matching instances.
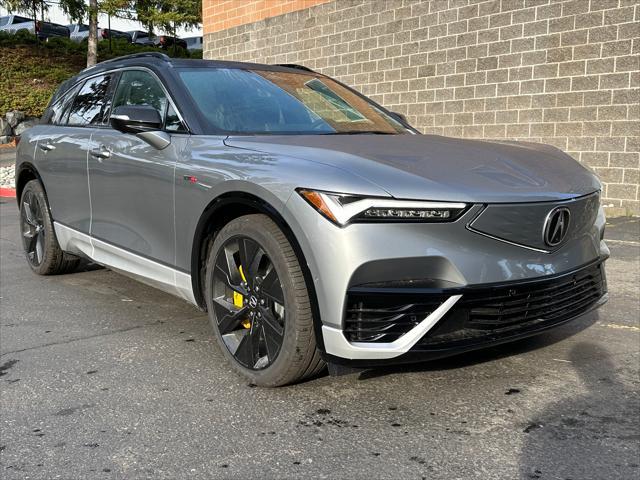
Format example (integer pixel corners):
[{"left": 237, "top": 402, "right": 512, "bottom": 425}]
[{"left": 13, "top": 28, "right": 38, "bottom": 45}]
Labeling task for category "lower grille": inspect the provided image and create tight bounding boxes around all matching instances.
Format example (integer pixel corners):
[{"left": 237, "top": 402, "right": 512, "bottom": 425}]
[
  {"left": 465, "top": 264, "right": 604, "bottom": 329},
  {"left": 344, "top": 261, "right": 606, "bottom": 346},
  {"left": 344, "top": 295, "right": 444, "bottom": 342},
  {"left": 417, "top": 262, "right": 605, "bottom": 348}
]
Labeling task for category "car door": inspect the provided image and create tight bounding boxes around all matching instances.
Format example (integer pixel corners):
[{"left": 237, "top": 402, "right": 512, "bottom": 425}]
[
  {"left": 88, "top": 68, "right": 185, "bottom": 268},
  {"left": 36, "top": 74, "right": 114, "bottom": 234}
]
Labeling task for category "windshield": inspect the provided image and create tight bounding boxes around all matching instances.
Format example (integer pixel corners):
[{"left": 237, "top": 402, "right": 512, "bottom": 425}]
[{"left": 178, "top": 68, "right": 411, "bottom": 135}]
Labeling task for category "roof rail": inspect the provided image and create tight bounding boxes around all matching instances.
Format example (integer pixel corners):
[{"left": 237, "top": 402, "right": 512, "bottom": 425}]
[
  {"left": 275, "top": 63, "right": 315, "bottom": 73},
  {"left": 98, "top": 52, "right": 171, "bottom": 65}
]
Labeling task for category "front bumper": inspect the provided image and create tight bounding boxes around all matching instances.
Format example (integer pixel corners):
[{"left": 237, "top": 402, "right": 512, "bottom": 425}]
[
  {"left": 283, "top": 192, "right": 608, "bottom": 363},
  {"left": 322, "top": 259, "right": 607, "bottom": 364}
]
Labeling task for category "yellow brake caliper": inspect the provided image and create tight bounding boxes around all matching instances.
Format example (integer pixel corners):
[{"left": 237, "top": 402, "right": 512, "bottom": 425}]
[{"left": 234, "top": 265, "right": 251, "bottom": 329}]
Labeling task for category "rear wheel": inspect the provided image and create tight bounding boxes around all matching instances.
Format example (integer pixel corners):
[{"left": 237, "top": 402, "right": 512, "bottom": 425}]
[
  {"left": 205, "top": 214, "right": 324, "bottom": 386},
  {"left": 20, "top": 180, "right": 79, "bottom": 275}
]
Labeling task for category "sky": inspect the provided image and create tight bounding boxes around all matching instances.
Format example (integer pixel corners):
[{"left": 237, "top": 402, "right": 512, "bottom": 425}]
[{"left": 0, "top": 4, "right": 202, "bottom": 37}]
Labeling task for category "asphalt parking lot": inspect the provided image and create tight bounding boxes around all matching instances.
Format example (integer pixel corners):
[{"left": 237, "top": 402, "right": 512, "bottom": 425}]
[{"left": 1, "top": 199, "right": 638, "bottom": 480}]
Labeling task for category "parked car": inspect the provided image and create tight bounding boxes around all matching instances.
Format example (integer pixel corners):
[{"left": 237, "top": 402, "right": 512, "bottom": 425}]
[
  {"left": 67, "top": 23, "right": 88, "bottom": 42},
  {"left": 127, "top": 30, "right": 155, "bottom": 45},
  {"left": 67, "top": 24, "right": 133, "bottom": 43},
  {"left": 15, "top": 53, "right": 609, "bottom": 387},
  {"left": 183, "top": 36, "right": 202, "bottom": 51},
  {"left": 0, "top": 14, "right": 69, "bottom": 40},
  {"left": 100, "top": 28, "right": 132, "bottom": 42},
  {"left": 156, "top": 34, "right": 187, "bottom": 50}
]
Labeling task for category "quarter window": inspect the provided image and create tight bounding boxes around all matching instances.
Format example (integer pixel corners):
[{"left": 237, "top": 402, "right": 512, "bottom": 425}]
[
  {"left": 46, "top": 83, "right": 82, "bottom": 125},
  {"left": 67, "top": 74, "right": 113, "bottom": 126},
  {"left": 164, "top": 104, "right": 185, "bottom": 132}
]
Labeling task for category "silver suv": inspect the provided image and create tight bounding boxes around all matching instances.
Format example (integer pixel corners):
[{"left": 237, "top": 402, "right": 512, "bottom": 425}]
[{"left": 15, "top": 53, "right": 608, "bottom": 386}]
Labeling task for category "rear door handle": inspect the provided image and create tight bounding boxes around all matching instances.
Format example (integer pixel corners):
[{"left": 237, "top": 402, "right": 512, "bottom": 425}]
[
  {"left": 39, "top": 143, "right": 55, "bottom": 152},
  {"left": 90, "top": 148, "right": 111, "bottom": 159}
]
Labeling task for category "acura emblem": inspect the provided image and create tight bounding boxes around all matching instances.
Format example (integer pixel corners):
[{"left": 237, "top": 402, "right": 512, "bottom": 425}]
[
  {"left": 543, "top": 207, "right": 571, "bottom": 247},
  {"left": 248, "top": 295, "right": 258, "bottom": 308}
]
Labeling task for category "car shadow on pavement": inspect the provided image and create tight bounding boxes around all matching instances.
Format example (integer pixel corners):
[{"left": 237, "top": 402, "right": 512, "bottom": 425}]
[
  {"left": 75, "top": 259, "right": 105, "bottom": 273},
  {"left": 518, "top": 341, "right": 640, "bottom": 479},
  {"left": 356, "top": 312, "right": 599, "bottom": 380}
]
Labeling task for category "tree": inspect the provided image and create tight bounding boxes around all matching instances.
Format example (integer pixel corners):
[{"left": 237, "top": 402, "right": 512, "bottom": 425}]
[
  {"left": 100, "top": 0, "right": 130, "bottom": 52},
  {"left": 2, "top": 0, "right": 201, "bottom": 66},
  {"left": 136, "top": 0, "right": 200, "bottom": 40},
  {"left": 58, "top": 0, "right": 125, "bottom": 67},
  {"left": 86, "top": 0, "right": 97, "bottom": 66}
]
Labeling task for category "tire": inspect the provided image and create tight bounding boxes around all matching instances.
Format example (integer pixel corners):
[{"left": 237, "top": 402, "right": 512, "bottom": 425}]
[
  {"left": 19, "top": 180, "right": 80, "bottom": 275},
  {"left": 204, "top": 214, "right": 325, "bottom": 387}
]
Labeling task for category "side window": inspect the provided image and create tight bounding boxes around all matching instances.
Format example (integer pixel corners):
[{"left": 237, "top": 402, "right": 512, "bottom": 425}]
[
  {"left": 112, "top": 70, "right": 168, "bottom": 115},
  {"left": 46, "top": 83, "right": 81, "bottom": 125},
  {"left": 112, "top": 70, "right": 186, "bottom": 132},
  {"left": 67, "top": 74, "right": 113, "bottom": 126}
]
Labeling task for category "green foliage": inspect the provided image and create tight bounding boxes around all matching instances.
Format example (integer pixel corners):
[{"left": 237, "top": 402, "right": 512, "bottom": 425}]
[
  {"left": 58, "top": 0, "right": 87, "bottom": 23},
  {"left": 135, "top": 0, "right": 200, "bottom": 34},
  {"left": 0, "top": 33, "right": 202, "bottom": 116},
  {"left": 3, "top": 28, "right": 37, "bottom": 45},
  {"left": 44, "top": 36, "right": 87, "bottom": 55},
  {"left": 0, "top": 44, "right": 84, "bottom": 117},
  {"left": 0, "top": 0, "right": 47, "bottom": 19}
]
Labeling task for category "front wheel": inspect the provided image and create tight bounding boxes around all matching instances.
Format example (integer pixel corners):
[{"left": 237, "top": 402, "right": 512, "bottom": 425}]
[{"left": 205, "top": 214, "right": 325, "bottom": 386}]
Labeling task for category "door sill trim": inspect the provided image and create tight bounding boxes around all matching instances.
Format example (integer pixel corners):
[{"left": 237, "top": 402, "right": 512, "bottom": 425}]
[{"left": 54, "top": 222, "right": 197, "bottom": 305}]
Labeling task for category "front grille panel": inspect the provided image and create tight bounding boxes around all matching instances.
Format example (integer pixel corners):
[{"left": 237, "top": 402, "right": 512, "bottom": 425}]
[
  {"left": 345, "top": 262, "right": 605, "bottom": 347},
  {"left": 469, "top": 192, "right": 600, "bottom": 251}
]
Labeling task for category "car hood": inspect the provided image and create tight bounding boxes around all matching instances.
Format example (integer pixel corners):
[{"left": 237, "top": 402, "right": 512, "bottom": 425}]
[{"left": 225, "top": 134, "right": 601, "bottom": 203}]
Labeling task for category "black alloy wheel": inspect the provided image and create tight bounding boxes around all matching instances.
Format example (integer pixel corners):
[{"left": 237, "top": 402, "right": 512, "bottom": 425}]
[
  {"left": 211, "top": 235, "right": 286, "bottom": 370},
  {"left": 19, "top": 179, "right": 80, "bottom": 275},
  {"left": 21, "top": 189, "right": 47, "bottom": 267},
  {"left": 205, "top": 214, "right": 325, "bottom": 386}
]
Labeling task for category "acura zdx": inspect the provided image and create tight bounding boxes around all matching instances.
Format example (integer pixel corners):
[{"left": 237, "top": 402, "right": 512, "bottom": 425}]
[{"left": 15, "top": 53, "right": 608, "bottom": 386}]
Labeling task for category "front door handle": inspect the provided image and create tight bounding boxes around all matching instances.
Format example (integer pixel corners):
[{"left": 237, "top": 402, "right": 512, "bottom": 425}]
[
  {"left": 90, "top": 148, "right": 111, "bottom": 159},
  {"left": 39, "top": 143, "right": 55, "bottom": 152}
]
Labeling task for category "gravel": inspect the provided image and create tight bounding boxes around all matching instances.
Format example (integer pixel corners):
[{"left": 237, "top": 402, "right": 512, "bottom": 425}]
[{"left": 0, "top": 164, "right": 15, "bottom": 188}]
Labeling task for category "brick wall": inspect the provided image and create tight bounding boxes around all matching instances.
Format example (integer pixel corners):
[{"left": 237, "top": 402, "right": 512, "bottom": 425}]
[
  {"left": 203, "top": 0, "right": 330, "bottom": 34},
  {"left": 204, "top": 0, "right": 640, "bottom": 215}
]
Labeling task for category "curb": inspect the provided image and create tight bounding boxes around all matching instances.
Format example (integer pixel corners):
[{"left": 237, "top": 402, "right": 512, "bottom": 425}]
[{"left": 0, "top": 187, "right": 16, "bottom": 198}]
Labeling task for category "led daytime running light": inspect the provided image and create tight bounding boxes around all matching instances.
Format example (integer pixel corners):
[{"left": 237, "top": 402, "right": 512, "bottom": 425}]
[{"left": 298, "top": 189, "right": 466, "bottom": 226}]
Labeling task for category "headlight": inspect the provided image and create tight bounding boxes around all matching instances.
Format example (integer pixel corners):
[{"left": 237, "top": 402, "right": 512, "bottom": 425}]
[{"left": 297, "top": 189, "right": 468, "bottom": 226}]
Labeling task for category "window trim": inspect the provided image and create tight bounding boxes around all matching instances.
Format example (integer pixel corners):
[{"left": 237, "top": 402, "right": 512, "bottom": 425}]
[
  {"left": 110, "top": 68, "right": 187, "bottom": 134},
  {"left": 49, "top": 66, "right": 190, "bottom": 134}
]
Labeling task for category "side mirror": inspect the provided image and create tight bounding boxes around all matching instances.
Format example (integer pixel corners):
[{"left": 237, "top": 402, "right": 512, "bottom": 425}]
[
  {"left": 391, "top": 111, "right": 408, "bottom": 124},
  {"left": 110, "top": 105, "right": 163, "bottom": 134}
]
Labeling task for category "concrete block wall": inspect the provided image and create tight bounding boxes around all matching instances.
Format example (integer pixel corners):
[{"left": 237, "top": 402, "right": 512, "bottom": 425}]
[{"left": 203, "top": 0, "right": 640, "bottom": 215}]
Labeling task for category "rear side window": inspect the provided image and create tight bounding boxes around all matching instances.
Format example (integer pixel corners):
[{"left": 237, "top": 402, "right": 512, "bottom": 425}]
[
  {"left": 12, "top": 16, "right": 32, "bottom": 24},
  {"left": 67, "top": 74, "right": 113, "bottom": 126},
  {"left": 47, "top": 83, "right": 82, "bottom": 125}
]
